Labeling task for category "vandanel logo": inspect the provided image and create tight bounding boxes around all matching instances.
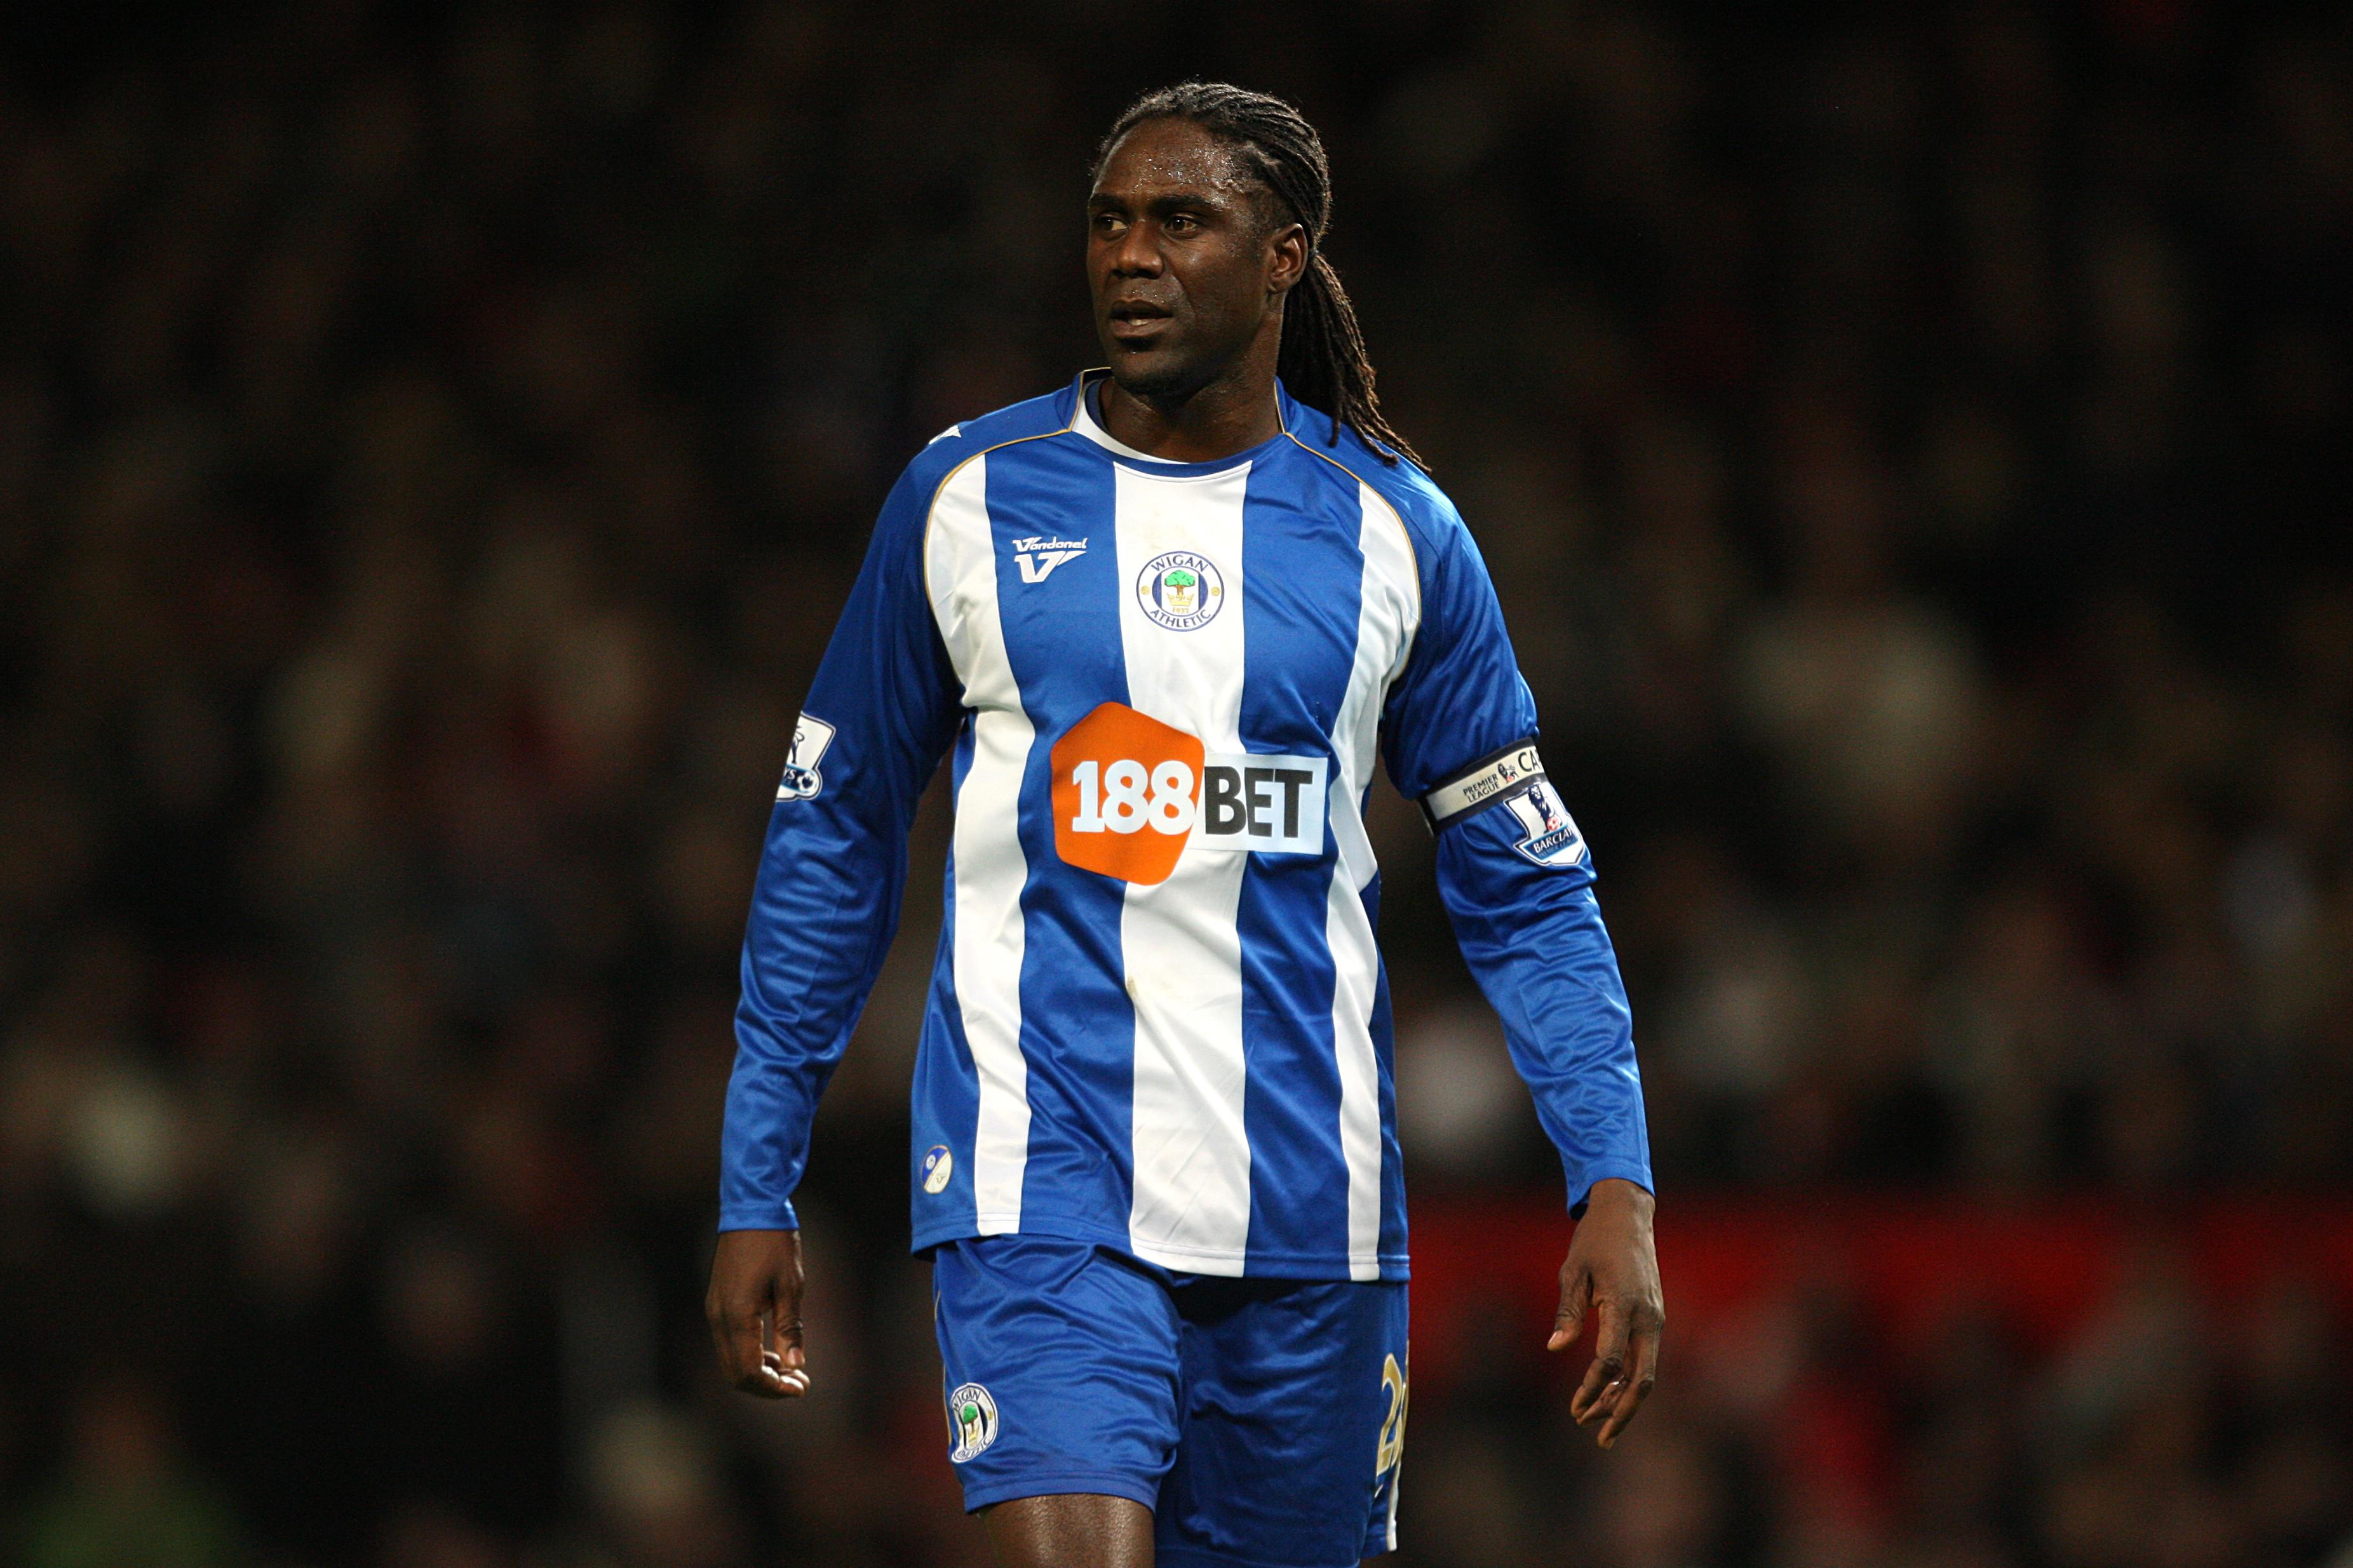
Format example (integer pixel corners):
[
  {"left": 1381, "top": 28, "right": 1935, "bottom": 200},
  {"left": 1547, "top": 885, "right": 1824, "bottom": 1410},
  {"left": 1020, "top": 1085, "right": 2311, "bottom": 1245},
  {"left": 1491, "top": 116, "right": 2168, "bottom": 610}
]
[
  {"left": 1050, "top": 702, "right": 1328, "bottom": 885},
  {"left": 1012, "top": 535, "right": 1087, "bottom": 584}
]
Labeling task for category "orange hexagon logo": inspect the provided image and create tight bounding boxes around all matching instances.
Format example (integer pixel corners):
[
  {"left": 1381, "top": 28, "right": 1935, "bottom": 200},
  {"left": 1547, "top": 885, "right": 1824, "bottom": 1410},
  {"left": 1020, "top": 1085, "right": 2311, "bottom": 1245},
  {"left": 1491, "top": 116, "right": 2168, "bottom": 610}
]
[{"left": 1049, "top": 702, "right": 1205, "bottom": 885}]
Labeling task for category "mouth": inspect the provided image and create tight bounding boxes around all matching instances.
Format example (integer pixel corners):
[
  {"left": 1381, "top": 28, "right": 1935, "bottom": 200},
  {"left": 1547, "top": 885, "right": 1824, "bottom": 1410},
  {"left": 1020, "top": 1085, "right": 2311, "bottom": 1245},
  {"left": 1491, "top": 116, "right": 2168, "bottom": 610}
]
[{"left": 1106, "top": 300, "right": 1173, "bottom": 344}]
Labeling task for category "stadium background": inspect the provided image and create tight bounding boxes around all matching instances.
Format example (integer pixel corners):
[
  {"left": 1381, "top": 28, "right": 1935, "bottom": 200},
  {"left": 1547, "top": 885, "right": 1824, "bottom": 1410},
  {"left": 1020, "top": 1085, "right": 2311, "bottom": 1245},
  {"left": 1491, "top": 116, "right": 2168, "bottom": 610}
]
[{"left": 3, "top": 1, "right": 2351, "bottom": 1564}]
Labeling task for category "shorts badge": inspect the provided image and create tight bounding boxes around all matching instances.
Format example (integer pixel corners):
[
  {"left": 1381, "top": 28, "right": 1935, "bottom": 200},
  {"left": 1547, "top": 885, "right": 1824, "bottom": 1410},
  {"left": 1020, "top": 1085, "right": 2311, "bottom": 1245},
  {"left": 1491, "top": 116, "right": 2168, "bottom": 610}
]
[{"left": 948, "top": 1382, "right": 999, "bottom": 1462}]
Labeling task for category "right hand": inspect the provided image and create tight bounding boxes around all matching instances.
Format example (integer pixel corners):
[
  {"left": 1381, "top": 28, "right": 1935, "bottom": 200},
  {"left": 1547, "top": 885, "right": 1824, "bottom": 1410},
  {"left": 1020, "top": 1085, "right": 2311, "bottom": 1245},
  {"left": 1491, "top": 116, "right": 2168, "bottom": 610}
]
[
  {"left": 705, "top": 1228, "right": 810, "bottom": 1398},
  {"left": 1547, "top": 1179, "right": 1663, "bottom": 1449}
]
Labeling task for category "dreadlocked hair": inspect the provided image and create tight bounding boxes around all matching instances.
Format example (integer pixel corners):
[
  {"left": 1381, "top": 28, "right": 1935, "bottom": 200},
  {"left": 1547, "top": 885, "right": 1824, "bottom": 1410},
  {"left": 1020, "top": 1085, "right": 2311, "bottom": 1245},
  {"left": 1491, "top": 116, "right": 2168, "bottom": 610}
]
[{"left": 1095, "top": 81, "right": 1424, "bottom": 469}]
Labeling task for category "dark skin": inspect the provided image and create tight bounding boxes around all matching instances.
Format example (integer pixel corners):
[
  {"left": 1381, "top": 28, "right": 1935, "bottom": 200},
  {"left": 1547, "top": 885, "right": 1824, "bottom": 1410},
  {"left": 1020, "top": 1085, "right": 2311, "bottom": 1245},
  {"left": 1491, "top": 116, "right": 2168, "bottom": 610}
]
[
  {"left": 1086, "top": 116, "right": 1304, "bottom": 461},
  {"left": 706, "top": 115, "right": 1665, "bottom": 1568},
  {"left": 1553, "top": 1178, "right": 1665, "bottom": 1448}
]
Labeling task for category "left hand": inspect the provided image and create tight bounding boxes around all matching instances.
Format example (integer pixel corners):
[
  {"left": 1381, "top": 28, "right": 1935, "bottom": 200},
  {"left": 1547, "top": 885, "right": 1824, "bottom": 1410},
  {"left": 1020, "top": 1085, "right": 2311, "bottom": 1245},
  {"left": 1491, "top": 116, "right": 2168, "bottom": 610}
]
[{"left": 1547, "top": 1177, "right": 1663, "bottom": 1449}]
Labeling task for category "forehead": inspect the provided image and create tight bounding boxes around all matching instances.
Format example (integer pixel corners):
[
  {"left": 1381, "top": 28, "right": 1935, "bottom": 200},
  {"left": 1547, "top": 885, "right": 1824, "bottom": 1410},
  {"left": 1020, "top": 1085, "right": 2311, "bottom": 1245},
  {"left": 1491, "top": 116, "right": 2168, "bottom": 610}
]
[{"left": 1091, "top": 117, "right": 1258, "bottom": 204}]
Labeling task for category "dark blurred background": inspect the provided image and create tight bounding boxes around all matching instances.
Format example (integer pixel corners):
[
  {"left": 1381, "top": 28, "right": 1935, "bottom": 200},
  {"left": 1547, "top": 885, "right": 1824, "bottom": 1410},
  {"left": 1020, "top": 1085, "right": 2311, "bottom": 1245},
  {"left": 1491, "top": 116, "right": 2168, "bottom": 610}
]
[{"left": 3, "top": 1, "right": 2351, "bottom": 1565}]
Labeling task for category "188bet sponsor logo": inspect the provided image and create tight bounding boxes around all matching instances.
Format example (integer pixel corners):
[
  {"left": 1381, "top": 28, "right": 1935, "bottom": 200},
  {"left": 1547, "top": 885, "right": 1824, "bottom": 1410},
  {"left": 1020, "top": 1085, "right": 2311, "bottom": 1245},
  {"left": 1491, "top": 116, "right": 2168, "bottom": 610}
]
[{"left": 1049, "top": 702, "right": 1328, "bottom": 885}]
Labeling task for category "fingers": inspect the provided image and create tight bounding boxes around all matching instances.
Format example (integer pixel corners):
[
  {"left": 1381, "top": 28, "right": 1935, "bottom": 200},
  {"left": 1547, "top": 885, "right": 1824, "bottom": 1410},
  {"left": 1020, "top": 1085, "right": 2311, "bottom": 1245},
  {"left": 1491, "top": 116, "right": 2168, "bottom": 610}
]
[
  {"left": 1552, "top": 1199, "right": 1664, "bottom": 1449},
  {"left": 727, "top": 1304, "right": 809, "bottom": 1400},
  {"left": 1548, "top": 1261, "right": 1592, "bottom": 1353},
  {"left": 766, "top": 1304, "right": 811, "bottom": 1397},
  {"left": 709, "top": 1288, "right": 793, "bottom": 1398},
  {"left": 1595, "top": 1313, "right": 1661, "bottom": 1449},
  {"left": 705, "top": 1234, "right": 811, "bottom": 1401},
  {"left": 1571, "top": 1295, "right": 1631, "bottom": 1427}
]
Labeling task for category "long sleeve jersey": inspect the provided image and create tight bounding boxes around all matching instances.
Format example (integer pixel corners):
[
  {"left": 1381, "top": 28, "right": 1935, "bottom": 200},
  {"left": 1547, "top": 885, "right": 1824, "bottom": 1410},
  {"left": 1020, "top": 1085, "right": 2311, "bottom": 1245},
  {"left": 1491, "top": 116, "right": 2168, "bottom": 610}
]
[{"left": 720, "top": 373, "right": 1650, "bottom": 1281}]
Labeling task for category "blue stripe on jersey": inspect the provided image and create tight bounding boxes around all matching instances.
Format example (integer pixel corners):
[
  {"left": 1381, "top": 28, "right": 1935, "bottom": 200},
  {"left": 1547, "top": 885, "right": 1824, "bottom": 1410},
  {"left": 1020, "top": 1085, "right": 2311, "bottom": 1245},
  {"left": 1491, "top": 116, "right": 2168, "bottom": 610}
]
[
  {"left": 1237, "top": 447, "right": 1363, "bottom": 1270},
  {"left": 988, "top": 442, "right": 1139, "bottom": 1238},
  {"left": 1363, "top": 869, "right": 1410, "bottom": 1266},
  {"left": 912, "top": 718, "right": 984, "bottom": 1231}
]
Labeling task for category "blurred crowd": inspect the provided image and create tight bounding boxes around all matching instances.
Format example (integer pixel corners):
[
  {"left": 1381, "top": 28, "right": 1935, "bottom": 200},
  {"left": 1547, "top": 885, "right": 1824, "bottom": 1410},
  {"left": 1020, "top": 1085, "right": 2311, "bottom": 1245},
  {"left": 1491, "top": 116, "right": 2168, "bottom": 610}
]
[
  {"left": 1399, "top": 1228, "right": 2353, "bottom": 1568},
  {"left": 2, "top": 0, "right": 2349, "bottom": 1564}
]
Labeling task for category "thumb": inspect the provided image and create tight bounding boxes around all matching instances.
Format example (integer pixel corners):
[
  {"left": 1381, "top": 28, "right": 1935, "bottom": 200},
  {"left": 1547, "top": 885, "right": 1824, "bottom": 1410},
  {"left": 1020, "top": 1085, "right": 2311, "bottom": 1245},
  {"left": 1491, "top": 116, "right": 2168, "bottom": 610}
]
[
  {"left": 1550, "top": 1260, "right": 1592, "bottom": 1352},
  {"left": 773, "top": 1292, "right": 806, "bottom": 1371},
  {"left": 769, "top": 1261, "right": 810, "bottom": 1392}
]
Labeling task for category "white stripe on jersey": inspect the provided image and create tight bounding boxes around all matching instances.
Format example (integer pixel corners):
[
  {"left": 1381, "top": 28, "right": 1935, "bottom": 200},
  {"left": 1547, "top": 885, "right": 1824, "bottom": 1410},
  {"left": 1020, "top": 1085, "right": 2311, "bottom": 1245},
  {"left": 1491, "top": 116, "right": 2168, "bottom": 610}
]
[
  {"left": 927, "top": 452, "right": 1034, "bottom": 1232},
  {"left": 1115, "top": 458, "right": 1255, "bottom": 1270},
  {"left": 1326, "top": 478, "right": 1422, "bottom": 1278}
]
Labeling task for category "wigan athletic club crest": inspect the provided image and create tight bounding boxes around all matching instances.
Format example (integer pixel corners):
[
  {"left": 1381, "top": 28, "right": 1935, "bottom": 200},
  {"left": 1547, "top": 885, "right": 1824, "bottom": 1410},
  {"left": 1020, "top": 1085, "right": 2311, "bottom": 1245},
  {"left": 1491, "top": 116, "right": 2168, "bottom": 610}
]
[
  {"left": 1136, "top": 551, "right": 1225, "bottom": 631},
  {"left": 947, "top": 1383, "right": 999, "bottom": 1463},
  {"left": 920, "top": 1144, "right": 954, "bottom": 1194}
]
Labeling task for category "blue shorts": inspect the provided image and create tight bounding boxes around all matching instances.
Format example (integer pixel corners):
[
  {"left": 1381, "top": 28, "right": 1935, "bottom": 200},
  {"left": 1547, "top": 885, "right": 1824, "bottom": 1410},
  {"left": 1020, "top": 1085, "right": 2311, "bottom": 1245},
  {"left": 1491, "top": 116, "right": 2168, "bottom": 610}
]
[{"left": 933, "top": 1235, "right": 1410, "bottom": 1567}]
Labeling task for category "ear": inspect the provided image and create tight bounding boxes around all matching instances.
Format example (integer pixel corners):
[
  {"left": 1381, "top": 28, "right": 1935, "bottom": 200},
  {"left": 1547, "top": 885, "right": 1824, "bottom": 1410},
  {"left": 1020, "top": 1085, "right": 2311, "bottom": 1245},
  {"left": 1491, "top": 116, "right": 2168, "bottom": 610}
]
[{"left": 1265, "top": 221, "right": 1309, "bottom": 295}]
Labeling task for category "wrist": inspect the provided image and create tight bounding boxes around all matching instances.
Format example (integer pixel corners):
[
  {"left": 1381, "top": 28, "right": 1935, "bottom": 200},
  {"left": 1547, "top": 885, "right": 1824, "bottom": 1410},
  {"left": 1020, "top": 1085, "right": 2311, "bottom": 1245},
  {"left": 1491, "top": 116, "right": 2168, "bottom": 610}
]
[{"left": 1582, "top": 1177, "right": 1654, "bottom": 1221}]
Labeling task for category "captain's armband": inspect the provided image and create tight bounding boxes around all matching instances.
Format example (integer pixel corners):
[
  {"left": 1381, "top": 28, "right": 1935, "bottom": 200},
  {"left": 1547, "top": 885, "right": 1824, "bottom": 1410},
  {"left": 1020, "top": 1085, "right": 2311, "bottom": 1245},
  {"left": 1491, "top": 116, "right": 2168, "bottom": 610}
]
[{"left": 1419, "top": 741, "right": 1547, "bottom": 831}]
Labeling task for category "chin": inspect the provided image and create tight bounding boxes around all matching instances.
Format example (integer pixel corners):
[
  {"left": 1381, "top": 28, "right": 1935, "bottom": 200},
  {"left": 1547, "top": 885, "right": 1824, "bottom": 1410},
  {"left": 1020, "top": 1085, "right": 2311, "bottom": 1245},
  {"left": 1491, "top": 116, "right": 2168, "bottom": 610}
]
[{"left": 1104, "top": 354, "right": 1199, "bottom": 405}]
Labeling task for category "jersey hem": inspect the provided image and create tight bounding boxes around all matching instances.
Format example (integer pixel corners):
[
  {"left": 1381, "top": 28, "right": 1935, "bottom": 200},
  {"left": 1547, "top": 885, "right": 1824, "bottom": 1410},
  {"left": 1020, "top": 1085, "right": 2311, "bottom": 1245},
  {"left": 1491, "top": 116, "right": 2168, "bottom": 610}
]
[
  {"left": 910, "top": 1213, "right": 1412, "bottom": 1282},
  {"left": 1159, "top": 1544, "right": 1375, "bottom": 1568},
  {"left": 957, "top": 1469, "right": 1161, "bottom": 1517}
]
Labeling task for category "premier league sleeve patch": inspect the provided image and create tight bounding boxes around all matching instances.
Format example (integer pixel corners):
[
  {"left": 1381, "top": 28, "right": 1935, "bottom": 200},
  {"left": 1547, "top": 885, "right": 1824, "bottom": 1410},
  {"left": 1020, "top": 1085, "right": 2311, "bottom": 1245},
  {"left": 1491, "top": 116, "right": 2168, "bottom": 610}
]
[
  {"left": 1502, "top": 779, "right": 1588, "bottom": 868},
  {"left": 776, "top": 713, "right": 836, "bottom": 801}
]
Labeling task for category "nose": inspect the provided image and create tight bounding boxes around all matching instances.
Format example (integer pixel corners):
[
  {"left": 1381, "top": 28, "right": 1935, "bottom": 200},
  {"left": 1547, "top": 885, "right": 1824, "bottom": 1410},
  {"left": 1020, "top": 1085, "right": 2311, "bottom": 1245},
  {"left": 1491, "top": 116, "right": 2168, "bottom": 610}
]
[{"left": 1109, "top": 222, "right": 1163, "bottom": 278}]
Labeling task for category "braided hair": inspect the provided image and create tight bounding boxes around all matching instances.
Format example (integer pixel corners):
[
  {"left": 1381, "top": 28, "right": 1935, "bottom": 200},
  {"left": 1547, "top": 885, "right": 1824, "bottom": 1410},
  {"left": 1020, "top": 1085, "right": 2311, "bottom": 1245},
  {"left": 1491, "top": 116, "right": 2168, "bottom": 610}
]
[{"left": 1095, "top": 82, "right": 1424, "bottom": 469}]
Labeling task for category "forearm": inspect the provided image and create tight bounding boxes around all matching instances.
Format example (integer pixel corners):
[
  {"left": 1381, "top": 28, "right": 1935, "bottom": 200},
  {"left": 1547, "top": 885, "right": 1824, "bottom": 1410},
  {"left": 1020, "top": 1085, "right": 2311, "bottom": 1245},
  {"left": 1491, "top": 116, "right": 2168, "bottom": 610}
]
[
  {"left": 1435, "top": 825, "right": 1652, "bottom": 1214},
  {"left": 719, "top": 805, "right": 914, "bottom": 1230},
  {"left": 717, "top": 453, "right": 962, "bottom": 1230}
]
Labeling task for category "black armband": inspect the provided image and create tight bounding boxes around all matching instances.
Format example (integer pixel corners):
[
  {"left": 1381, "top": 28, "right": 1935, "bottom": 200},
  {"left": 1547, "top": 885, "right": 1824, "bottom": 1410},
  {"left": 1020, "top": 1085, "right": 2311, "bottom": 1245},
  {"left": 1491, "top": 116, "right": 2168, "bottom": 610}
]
[{"left": 1419, "top": 740, "right": 1546, "bottom": 831}]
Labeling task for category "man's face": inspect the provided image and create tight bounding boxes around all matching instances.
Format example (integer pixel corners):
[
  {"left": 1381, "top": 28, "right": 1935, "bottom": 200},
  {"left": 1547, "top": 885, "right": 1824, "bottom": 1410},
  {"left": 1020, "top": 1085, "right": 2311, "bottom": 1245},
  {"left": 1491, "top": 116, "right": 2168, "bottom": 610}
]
[{"left": 1088, "top": 117, "right": 1302, "bottom": 403}]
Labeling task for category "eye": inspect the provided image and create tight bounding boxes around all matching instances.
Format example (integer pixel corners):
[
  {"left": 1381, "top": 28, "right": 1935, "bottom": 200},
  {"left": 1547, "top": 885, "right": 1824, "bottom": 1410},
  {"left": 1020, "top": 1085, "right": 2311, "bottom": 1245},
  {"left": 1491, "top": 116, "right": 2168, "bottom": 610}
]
[
  {"left": 1092, "top": 212, "right": 1128, "bottom": 238},
  {"left": 1164, "top": 213, "right": 1199, "bottom": 235}
]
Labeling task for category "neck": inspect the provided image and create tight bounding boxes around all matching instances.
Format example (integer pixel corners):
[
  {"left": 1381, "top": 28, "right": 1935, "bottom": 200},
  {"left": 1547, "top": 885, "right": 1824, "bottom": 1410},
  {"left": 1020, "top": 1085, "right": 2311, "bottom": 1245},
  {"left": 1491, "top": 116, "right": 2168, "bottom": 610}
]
[{"left": 1100, "top": 331, "right": 1284, "bottom": 462}]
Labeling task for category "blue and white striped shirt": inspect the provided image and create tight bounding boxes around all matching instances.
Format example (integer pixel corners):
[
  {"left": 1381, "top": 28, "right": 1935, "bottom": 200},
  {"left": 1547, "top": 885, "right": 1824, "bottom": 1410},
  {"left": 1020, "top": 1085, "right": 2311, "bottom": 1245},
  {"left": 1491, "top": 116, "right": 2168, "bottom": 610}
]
[{"left": 721, "top": 373, "right": 1650, "bottom": 1280}]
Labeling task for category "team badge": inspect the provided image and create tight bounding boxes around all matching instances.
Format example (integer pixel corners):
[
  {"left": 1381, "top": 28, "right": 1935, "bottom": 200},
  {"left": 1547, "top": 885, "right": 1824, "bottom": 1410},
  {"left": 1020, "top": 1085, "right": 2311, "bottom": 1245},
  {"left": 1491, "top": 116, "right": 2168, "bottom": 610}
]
[
  {"left": 920, "top": 1144, "right": 954, "bottom": 1194},
  {"left": 947, "top": 1382, "right": 999, "bottom": 1462},
  {"left": 777, "top": 713, "right": 836, "bottom": 800},
  {"left": 1136, "top": 551, "right": 1225, "bottom": 631},
  {"left": 1503, "top": 780, "right": 1587, "bottom": 867}
]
